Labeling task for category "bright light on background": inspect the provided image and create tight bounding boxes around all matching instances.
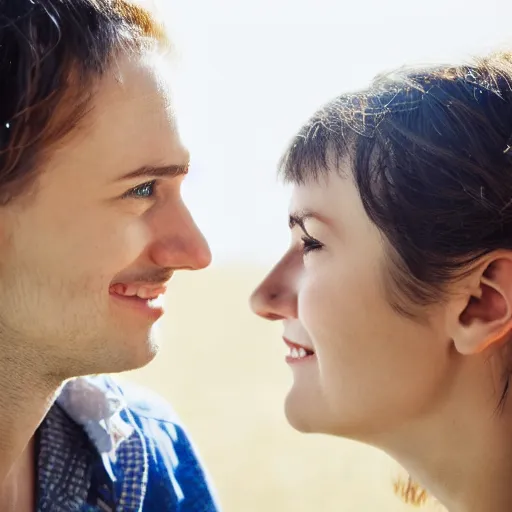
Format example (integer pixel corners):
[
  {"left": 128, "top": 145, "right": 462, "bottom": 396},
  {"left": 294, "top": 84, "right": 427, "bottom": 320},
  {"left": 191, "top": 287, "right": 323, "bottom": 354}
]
[{"left": 159, "top": 0, "right": 509, "bottom": 265}]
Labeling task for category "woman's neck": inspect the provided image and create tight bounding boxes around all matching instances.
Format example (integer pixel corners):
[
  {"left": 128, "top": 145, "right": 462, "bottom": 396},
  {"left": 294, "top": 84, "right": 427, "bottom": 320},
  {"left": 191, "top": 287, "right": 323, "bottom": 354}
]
[{"left": 375, "top": 368, "right": 512, "bottom": 512}]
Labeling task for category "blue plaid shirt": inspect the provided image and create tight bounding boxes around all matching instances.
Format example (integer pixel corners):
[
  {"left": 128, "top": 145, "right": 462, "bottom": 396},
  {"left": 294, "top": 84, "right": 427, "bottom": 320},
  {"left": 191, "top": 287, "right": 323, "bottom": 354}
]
[{"left": 35, "top": 375, "right": 221, "bottom": 512}]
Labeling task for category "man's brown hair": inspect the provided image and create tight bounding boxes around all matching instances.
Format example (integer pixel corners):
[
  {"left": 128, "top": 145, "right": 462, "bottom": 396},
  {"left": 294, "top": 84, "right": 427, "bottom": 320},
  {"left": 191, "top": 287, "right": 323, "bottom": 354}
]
[{"left": 0, "top": 0, "right": 167, "bottom": 204}]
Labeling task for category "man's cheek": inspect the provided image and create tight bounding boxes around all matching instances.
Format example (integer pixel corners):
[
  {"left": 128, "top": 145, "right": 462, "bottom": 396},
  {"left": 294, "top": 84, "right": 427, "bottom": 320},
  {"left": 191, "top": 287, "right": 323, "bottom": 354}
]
[
  {"left": 60, "top": 218, "right": 151, "bottom": 275},
  {"left": 112, "top": 220, "right": 151, "bottom": 266}
]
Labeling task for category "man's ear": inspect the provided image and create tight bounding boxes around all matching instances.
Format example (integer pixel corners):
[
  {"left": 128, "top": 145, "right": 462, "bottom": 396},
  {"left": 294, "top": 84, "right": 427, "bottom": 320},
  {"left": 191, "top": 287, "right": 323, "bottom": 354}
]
[{"left": 450, "top": 256, "right": 512, "bottom": 355}]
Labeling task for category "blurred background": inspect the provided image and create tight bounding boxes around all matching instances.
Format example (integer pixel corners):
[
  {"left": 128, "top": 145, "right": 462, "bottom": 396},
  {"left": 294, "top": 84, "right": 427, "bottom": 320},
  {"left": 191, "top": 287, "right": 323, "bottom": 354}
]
[{"left": 122, "top": 0, "right": 511, "bottom": 510}]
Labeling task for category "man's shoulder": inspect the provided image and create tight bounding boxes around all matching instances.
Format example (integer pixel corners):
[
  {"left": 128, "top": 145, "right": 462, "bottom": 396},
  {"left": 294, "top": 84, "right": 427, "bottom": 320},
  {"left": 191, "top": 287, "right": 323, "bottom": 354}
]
[
  {"left": 106, "top": 375, "right": 221, "bottom": 511},
  {"left": 95, "top": 373, "right": 182, "bottom": 424},
  {"left": 58, "top": 374, "right": 221, "bottom": 511}
]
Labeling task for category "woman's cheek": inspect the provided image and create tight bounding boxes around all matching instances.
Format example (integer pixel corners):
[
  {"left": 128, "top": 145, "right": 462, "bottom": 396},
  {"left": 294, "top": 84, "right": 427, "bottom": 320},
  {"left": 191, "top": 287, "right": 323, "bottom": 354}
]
[{"left": 299, "top": 272, "right": 339, "bottom": 338}]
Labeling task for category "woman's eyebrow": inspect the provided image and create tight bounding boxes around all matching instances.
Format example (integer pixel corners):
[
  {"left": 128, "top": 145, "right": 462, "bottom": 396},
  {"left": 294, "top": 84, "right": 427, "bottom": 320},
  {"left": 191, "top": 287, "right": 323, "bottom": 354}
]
[{"left": 288, "top": 210, "right": 330, "bottom": 229}]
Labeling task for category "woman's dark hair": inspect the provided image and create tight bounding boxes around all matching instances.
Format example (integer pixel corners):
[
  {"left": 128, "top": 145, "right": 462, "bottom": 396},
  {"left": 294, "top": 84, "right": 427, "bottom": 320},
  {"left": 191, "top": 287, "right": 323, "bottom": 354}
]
[
  {"left": 279, "top": 51, "right": 512, "bottom": 318},
  {"left": 0, "top": 0, "right": 167, "bottom": 204}
]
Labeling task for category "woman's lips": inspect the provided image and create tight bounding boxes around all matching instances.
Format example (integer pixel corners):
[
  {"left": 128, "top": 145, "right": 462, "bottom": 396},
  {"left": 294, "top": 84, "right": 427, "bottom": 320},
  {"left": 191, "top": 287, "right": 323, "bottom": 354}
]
[{"left": 283, "top": 337, "right": 315, "bottom": 363}]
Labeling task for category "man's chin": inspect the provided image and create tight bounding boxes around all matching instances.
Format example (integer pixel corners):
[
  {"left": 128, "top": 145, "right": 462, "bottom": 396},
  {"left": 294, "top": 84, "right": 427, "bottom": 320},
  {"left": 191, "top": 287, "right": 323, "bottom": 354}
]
[
  {"left": 81, "top": 329, "right": 161, "bottom": 377},
  {"left": 116, "top": 332, "right": 161, "bottom": 372}
]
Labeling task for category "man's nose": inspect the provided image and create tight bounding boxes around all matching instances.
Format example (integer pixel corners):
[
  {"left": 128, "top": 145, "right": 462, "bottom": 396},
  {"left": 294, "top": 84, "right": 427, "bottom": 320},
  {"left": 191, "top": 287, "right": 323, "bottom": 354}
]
[{"left": 149, "top": 201, "right": 212, "bottom": 270}]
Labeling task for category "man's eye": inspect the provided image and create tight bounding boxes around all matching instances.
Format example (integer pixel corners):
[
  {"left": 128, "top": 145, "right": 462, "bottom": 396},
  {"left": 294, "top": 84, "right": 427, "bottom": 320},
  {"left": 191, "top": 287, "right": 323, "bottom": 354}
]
[{"left": 123, "top": 180, "right": 156, "bottom": 199}]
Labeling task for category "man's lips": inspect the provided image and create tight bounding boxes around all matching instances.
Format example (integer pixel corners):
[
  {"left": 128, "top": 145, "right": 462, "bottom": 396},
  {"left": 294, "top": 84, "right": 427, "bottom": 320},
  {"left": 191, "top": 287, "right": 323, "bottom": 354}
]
[
  {"left": 109, "top": 283, "right": 167, "bottom": 299},
  {"left": 108, "top": 282, "right": 167, "bottom": 320}
]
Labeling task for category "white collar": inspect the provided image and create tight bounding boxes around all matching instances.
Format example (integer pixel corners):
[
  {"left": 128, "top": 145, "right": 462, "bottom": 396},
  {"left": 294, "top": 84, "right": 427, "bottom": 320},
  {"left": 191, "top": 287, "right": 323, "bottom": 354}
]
[{"left": 56, "top": 376, "right": 135, "bottom": 457}]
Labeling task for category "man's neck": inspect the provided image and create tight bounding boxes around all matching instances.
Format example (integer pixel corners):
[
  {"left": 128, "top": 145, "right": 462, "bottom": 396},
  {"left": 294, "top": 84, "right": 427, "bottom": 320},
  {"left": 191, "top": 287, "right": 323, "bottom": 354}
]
[
  {"left": 0, "top": 437, "right": 36, "bottom": 512},
  {"left": 0, "top": 347, "right": 62, "bottom": 511}
]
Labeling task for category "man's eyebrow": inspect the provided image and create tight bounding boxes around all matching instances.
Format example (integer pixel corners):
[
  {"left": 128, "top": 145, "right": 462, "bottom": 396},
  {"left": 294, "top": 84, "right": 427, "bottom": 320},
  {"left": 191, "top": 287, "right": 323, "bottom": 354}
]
[{"left": 116, "top": 164, "right": 190, "bottom": 181}]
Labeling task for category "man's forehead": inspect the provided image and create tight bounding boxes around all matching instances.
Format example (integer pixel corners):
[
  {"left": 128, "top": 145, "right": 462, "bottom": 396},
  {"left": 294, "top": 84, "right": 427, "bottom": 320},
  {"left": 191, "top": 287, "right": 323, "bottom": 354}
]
[
  {"left": 41, "top": 59, "right": 185, "bottom": 183},
  {"left": 85, "top": 58, "right": 178, "bottom": 138},
  {"left": 94, "top": 54, "right": 174, "bottom": 110}
]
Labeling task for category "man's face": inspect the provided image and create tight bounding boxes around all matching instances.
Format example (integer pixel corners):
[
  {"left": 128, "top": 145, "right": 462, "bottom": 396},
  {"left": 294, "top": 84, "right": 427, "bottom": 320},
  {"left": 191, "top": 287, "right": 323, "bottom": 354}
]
[{"left": 0, "top": 53, "right": 211, "bottom": 378}]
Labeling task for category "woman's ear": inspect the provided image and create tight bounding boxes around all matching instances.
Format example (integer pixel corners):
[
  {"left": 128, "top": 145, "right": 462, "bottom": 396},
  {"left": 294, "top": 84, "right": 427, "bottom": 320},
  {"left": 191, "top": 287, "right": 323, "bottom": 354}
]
[{"left": 449, "top": 256, "right": 512, "bottom": 355}]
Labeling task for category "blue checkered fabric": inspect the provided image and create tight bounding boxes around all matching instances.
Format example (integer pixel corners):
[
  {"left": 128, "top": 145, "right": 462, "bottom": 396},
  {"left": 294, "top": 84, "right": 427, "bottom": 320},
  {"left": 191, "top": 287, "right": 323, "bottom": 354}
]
[
  {"left": 116, "top": 409, "right": 148, "bottom": 511},
  {"left": 37, "top": 403, "right": 94, "bottom": 511}
]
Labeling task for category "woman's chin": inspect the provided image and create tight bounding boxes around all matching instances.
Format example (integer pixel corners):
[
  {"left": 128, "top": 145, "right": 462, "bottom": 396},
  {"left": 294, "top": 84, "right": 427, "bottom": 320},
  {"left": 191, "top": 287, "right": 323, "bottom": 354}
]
[{"left": 284, "top": 388, "right": 321, "bottom": 434}]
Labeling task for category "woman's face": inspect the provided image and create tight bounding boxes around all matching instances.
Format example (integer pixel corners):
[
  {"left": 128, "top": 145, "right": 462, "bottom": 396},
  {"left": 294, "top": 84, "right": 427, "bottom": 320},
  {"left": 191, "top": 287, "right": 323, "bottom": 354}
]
[{"left": 250, "top": 169, "right": 455, "bottom": 441}]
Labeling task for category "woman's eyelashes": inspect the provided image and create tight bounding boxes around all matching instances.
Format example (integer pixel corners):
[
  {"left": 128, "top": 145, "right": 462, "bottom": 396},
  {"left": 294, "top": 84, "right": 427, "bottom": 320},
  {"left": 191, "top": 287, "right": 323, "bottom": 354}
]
[
  {"left": 301, "top": 234, "right": 324, "bottom": 255},
  {"left": 289, "top": 212, "right": 325, "bottom": 256}
]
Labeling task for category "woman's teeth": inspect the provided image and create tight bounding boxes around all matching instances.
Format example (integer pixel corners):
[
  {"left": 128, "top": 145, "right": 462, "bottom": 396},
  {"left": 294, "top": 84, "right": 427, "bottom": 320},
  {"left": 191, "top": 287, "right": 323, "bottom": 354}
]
[{"left": 289, "top": 347, "right": 308, "bottom": 359}]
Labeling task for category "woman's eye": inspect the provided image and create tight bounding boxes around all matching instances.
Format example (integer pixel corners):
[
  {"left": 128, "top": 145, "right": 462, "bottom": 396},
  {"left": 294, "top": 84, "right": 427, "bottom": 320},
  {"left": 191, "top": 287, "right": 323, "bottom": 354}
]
[
  {"left": 301, "top": 235, "right": 324, "bottom": 255},
  {"left": 123, "top": 180, "right": 156, "bottom": 199}
]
